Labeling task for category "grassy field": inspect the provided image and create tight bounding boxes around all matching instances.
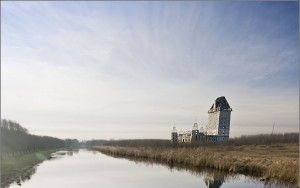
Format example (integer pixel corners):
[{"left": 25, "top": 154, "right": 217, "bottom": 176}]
[
  {"left": 1, "top": 150, "right": 56, "bottom": 188},
  {"left": 94, "top": 143, "right": 299, "bottom": 185}
]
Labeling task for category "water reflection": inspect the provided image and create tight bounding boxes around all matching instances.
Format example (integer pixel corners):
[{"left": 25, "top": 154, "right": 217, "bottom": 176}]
[
  {"left": 66, "top": 150, "right": 78, "bottom": 156},
  {"left": 204, "top": 172, "right": 224, "bottom": 188},
  {"left": 135, "top": 161, "right": 226, "bottom": 187},
  {"left": 8, "top": 150, "right": 296, "bottom": 188},
  {"left": 7, "top": 150, "right": 78, "bottom": 188},
  {"left": 14, "top": 166, "right": 36, "bottom": 187},
  {"left": 110, "top": 155, "right": 229, "bottom": 188}
]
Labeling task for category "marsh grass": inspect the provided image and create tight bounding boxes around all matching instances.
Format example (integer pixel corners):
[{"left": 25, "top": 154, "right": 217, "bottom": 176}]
[{"left": 94, "top": 143, "right": 299, "bottom": 185}]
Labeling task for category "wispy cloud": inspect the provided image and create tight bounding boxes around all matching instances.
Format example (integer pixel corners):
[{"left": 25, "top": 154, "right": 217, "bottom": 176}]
[{"left": 1, "top": 1, "right": 299, "bottom": 139}]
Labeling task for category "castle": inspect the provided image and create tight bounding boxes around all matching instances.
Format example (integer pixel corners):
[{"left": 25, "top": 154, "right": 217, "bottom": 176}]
[{"left": 171, "top": 96, "right": 232, "bottom": 143}]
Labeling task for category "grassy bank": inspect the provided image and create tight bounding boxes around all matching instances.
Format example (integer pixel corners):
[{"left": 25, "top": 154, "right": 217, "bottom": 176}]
[
  {"left": 1, "top": 150, "right": 56, "bottom": 188},
  {"left": 94, "top": 143, "right": 299, "bottom": 185}
]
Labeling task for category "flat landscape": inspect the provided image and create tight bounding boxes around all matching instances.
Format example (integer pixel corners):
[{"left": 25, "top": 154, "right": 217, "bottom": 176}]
[{"left": 2, "top": 1, "right": 299, "bottom": 188}]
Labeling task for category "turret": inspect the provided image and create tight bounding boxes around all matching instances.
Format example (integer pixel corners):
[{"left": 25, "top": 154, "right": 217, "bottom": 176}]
[
  {"left": 192, "top": 123, "right": 199, "bottom": 141},
  {"left": 171, "top": 126, "right": 178, "bottom": 142}
]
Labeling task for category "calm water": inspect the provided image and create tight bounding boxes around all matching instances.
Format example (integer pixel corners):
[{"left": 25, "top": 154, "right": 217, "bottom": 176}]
[{"left": 9, "top": 149, "right": 294, "bottom": 188}]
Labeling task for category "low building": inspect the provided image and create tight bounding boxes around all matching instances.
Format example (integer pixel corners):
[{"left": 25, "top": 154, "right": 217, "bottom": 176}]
[{"left": 178, "top": 131, "right": 192, "bottom": 143}]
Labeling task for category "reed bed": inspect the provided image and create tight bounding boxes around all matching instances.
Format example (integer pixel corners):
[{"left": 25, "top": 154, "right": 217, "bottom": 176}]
[{"left": 94, "top": 143, "right": 299, "bottom": 185}]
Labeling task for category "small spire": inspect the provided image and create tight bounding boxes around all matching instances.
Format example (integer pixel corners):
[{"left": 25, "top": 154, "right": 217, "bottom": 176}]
[
  {"left": 192, "top": 122, "right": 198, "bottom": 130},
  {"left": 172, "top": 126, "right": 177, "bottom": 133}
]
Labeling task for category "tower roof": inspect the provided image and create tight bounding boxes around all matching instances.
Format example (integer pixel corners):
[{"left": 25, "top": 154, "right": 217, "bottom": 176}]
[{"left": 209, "top": 96, "right": 231, "bottom": 111}]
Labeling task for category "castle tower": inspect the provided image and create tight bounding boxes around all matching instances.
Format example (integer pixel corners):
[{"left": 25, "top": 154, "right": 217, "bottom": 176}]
[
  {"left": 171, "top": 126, "right": 178, "bottom": 142},
  {"left": 207, "top": 96, "right": 232, "bottom": 140}
]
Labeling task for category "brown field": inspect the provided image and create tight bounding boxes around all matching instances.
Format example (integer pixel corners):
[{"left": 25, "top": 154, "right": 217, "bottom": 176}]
[{"left": 94, "top": 143, "right": 299, "bottom": 185}]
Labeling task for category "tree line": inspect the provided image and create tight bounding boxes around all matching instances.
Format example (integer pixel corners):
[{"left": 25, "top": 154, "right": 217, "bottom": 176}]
[
  {"left": 228, "top": 133, "right": 299, "bottom": 146},
  {"left": 1, "top": 119, "right": 79, "bottom": 154},
  {"left": 2, "top": 118, "right": 298, "bottom": 151},
  {"left": 85, "top": 133, "right": 299, "bottom": 148}
]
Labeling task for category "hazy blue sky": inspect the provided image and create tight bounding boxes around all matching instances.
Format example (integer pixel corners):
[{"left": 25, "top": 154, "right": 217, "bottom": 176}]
[{"left": 1, "top": 1, "right": 299, "bottom": 140}]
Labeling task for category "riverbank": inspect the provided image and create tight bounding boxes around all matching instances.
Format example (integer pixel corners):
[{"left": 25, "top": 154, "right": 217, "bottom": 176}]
[
  {"left": 1, "top": 150, "right": 56, "bottom": 188},
  {"left": 94, "top": 143, "right": 299, "bottom": 185}
]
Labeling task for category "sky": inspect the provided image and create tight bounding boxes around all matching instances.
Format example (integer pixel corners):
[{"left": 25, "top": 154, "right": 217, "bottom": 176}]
[{"left": 1, "top": 1, "right": 299, "bottom": 140}]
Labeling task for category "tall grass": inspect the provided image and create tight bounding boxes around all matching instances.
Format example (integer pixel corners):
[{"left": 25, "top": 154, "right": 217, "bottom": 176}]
[
  {"left": 95, "top": 144, "right": 299, "bottom": 185},
  {"left": 92, "top": 133, "right": 299, "bottom": 185}
]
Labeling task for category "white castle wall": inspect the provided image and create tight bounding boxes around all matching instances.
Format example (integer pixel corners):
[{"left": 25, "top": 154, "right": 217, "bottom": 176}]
[
  {"left": 207, "top": 111, "right": 220, "bottom": 135},
  {"left": 207, "top": 109, "right": 231, "bottom": 137}
]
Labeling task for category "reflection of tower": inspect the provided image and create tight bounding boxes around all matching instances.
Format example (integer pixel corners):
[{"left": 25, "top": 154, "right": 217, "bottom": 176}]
[
  {"left": 204, "top": 172, "right": 225, "bottom": 188},
  {"left": 192, "top": 123, "right": 199, "bottom": 141},
  {"left": 171, "top": 126, "right": 178, "bottom": 142}
]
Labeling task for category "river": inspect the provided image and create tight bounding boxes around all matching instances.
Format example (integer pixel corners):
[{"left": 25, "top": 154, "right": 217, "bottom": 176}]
[{"left": 9, "top": 149, "right": 294, "bottom": 188}]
